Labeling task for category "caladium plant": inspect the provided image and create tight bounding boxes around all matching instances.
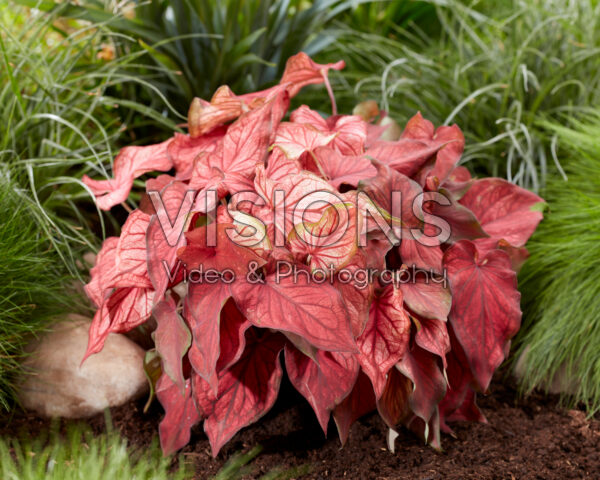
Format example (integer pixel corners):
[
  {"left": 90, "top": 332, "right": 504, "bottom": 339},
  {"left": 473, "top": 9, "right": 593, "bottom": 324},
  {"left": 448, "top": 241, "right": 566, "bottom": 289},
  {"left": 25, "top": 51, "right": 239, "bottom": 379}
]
[{"left": 82, "top": 53, "right": 544, "bottom": 456}]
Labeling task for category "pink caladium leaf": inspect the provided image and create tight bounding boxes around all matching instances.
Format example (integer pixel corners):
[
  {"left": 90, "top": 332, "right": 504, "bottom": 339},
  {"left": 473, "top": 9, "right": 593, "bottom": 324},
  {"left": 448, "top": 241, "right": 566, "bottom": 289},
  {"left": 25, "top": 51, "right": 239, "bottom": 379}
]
[
  {"left": 232, "top": 269, "right": 356, "bottom": 353},
  {"left": 84, "top": 286, "right": 154, "bottom": 361},
  {"left": 423, "top": 188, "right": 488, "bottom": 242},
  {"left": 146, "top": 180, "right": 194, "bottom": 302},
  {"left": 332, "top": 371, "right": 376, "bottom": 445},
  {"left": 84, "top": 237, "right": 119, "bottom": 308},
  {"left": 443, "top": 240, "right": 521, "bottom": 391},
  {"left": 332, "top": 250, "right": 373, "bottom": 338},
  {"left": 190, "top": 94, "right": 285, "bottom": 194},
  {"left": 254, "top": 169, "right": 341, "bottom": 243},
  {"left": 167, "top": 128, "right": 225, "bottom": 180},
  {"left": 178, "top": 223, "right": 265, "bottom": 279},
  {"left": 157, "top": 373, "right": 201, "bottom": 456},
  {"left": 428, "top": 125, "right": 465, "bottom": 186},
  {"left": 153, "top": 296, "right": 191, "bottom": 392},
  {"left": 459, "top": 178, "right": 545, "bottom": 247},
  {"left": 473, "top": 237, "right": 530, "bottom": 273},
  {"left": 400, "top": 111, "right": 435, "bottom": 140},
  {"left": 325, "top": 114, "right": 368, "bottom": 155},
  {"left": 356, "top": 286, "right": 411, "bottom": 399},
  {"left": 187, "top": 86, "right": 248, "bottom": 138},
  {"left": 265, "top": 147, "right": 301, "bottom": 181},
  {"left": 185, "top": 281, "right": 231, "bottom": 393},
  {"left": 201, "top": 330, "right": 285, "bottom": 456},
  {"left": 83, "top": 139, "right": 172, "bottom": 210},
  {"left": 279, "top": 52, "right": 345, "bottom": 98},
  {"left": 366, "top": 138, "right": 445, "bottom": 178},
  {"left": 307, "top": 146, "right": 376, "bottom": 188},
  {"left": 291, "top": 106, "right": 367, "bottom": 156},
  {"left": 115, "top": 210, "right": 151, "bottom": 278},
  {"left": 285, "top": 344, "right": 359, "bottom": 433},
  {"left": 287, "top": 202, "right": 359, "bottom": 272},
  {"left": 186, "top": 53, "right": 342, "bottom": 137},
  {"left": 274, "top": 122, "right": 336, "bottom": 160},
  {"left": 358, "top": 161, "right": 424, "bottom": 234},
  {"left": 399, "top": 220, "right": 444, "bottom": 274}
]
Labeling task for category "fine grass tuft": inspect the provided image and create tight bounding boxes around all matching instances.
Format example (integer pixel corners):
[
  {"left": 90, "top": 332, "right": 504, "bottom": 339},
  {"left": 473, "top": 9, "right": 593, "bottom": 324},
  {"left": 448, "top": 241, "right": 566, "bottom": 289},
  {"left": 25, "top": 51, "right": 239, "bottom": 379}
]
[
  {"left": 1, "top": 4, "right": 178, "bottom": 277},
  {"left": 0, "top": 421, "right": 310, "bottom": 480},
  {"left": 0, "top": 174, "right": 79, "bottom": 410},
  {"left": 320, "top": 0, "right": 600, "bottom": 190},
  {"left": 514, "top": 112, "right": 600, "bottom": 414},
  {"left": 0, "top": 423, "right": 189, "bottom": 480}
]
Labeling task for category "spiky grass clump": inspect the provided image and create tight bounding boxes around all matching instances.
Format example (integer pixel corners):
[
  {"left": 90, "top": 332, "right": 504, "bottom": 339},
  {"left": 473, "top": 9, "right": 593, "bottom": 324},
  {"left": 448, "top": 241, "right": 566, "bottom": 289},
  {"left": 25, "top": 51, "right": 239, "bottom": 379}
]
[
  {"left": 321, "top": 0, "right": 600, "bottom": 191},
  {"left": 1, "top": 4, "right": 178, "bottom": 276},
  {"left": 0, "top": 423, "right": 189, "bottom": 480},
  {"left": 0, "top": 421, "right": 310, "bottom": 480},
  {"left": 0, "top": 175, "right": 78, "bottom": 410},
  {"left": 20, "top": 0, "right": 379, "bottom": 114},
  {"left": 0, "top": 4, "right": 171, "bottom": 407},
  {"left": 515, "top": 113, "right": 600, "bottom": 414}
]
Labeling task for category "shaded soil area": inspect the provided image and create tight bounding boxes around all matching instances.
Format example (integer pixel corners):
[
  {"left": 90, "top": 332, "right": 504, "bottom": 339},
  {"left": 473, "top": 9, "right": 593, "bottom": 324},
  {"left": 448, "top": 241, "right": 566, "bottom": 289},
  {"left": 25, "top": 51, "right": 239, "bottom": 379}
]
[{"left": 2, "top": 377, "right": 599, "bottom": 479}]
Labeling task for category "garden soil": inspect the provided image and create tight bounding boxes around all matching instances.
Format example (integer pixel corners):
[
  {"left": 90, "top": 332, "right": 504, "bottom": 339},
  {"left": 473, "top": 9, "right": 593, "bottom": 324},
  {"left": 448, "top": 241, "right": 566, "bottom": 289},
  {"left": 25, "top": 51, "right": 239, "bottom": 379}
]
[{"left": 2, "top": 375, "right": 599, "bottom": 479}]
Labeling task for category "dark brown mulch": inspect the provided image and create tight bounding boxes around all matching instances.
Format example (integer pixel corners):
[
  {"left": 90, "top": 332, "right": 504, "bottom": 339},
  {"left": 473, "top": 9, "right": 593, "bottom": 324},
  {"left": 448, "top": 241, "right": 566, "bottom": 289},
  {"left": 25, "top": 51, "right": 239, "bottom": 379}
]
[{"left": 2, "top": 377, "right": 599, "bottom": 480}]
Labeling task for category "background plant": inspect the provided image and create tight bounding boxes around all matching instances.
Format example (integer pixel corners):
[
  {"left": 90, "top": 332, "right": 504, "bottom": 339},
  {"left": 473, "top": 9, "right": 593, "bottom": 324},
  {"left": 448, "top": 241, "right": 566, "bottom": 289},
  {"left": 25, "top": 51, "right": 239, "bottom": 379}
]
[
  {"left": 0, "top": 173, "right": 76, "bottom": 410},
  {"left": 1, "top": 3, "right": 179, "bottom": 276},
  {"left": 319, "top": 0, "right": 600, "bottom": 191},
  {"left": 0, "top": 422, "right": 310, "bottom": 479},
  {"left": 20, "top": 0, "right": 390, "bottom": 115},
  {"left": 0, "top": 3, "right": 177, "bottom": 407},
  {"left": 514, "top": 112, "right": 600, "bottom": 414},
  {"left": 0, "top": 423, "right": 189, "bottom": 480}
]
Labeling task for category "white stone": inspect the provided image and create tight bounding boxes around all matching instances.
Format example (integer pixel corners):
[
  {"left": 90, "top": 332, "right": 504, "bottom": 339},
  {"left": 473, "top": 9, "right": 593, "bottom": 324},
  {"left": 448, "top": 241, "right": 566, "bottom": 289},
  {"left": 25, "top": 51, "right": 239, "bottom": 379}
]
[{"left": 19, "top": 314, "right": 148, "bottom": 418}]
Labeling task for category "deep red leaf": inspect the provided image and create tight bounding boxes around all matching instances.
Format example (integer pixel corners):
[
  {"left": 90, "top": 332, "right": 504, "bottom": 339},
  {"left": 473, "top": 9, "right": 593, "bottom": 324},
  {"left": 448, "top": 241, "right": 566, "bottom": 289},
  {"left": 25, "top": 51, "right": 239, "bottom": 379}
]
[
  {"left": 400, "top": 275, "right": 451, "bottom": 322},
  {"left": 443, "top": 240, "right": 521, "bottom": 391},
  {"left": 376, "top": 366, "right": 412, "bottom": 428},
  {"left": 285, "top": 344, "right": 359, "bottom": 433},
  {"left": 397, "top": 346, "right": 447, "bottom": 423},
  {"left": 202, "top": 331, "right": 284, "bottom": 456},
  {"left": 216, "top": 299, "right": 252, "bottom": 371},
  {"left": 185, "top": 281, "right": 231, "bottom": 393},
  {"left": 153, "top": 297, "right": 191, "bottom": 392},
  {"left": 157, "top": 373, "right": 201, "bottom": 456},
  {"left": 332, "top": 370, "right": 376, "bottom": 445},
  {"left": 459, "top": 178, "right": 545, "bottom": 247}
]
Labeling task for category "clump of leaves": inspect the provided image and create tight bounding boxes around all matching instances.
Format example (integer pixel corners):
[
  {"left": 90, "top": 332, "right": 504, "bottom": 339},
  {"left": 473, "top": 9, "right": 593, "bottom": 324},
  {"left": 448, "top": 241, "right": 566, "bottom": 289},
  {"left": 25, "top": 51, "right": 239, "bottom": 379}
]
[
  {"left": 21, "top": 0, "right": 370, "bottom": 114},
  {"left": 1, "top": 3, "right": 180, "bottom": 276},
  {"left": 515, "top": 113, "right": 600, "bottom": 414},
  {"left": 0, "top": 422, "right": 308, "bottom": 480},
  {"left": 0, "top": 423, "right": 189, "bottom": 480},
  {"left": 0, "top": 173, "right": 76, "bottom": 410},
  {"left": 81, "top": 53, "right": 544, "bottom": 456}
]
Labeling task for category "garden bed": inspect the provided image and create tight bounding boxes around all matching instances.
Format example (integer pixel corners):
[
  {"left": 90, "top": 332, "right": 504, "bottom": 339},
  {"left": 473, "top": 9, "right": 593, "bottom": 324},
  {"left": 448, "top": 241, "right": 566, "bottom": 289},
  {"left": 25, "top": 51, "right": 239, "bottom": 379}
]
[{"left": 3, "top": 376, "right": 598, "bottom": 479}]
